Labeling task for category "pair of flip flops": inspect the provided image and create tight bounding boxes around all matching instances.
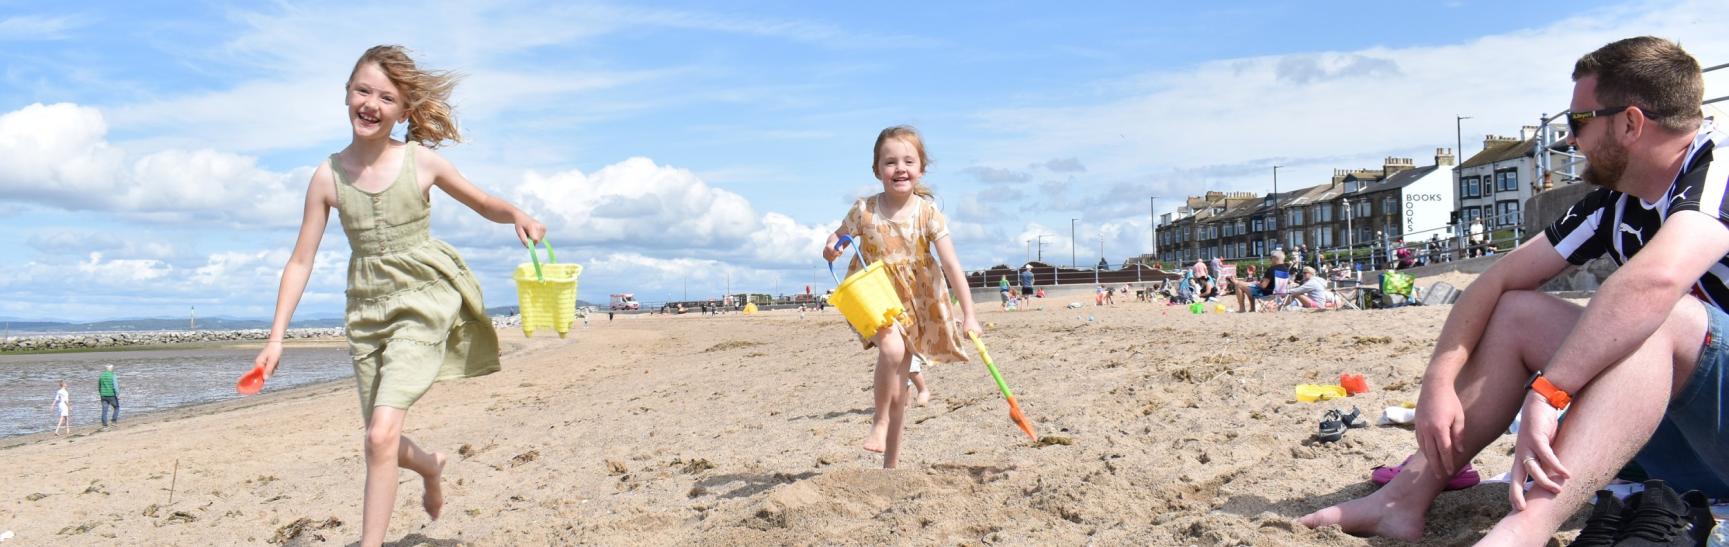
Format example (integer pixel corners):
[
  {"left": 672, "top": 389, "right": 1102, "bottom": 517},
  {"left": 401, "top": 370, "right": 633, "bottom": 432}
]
[
  {"left": 1317, "top": 406, "right": 1370, "bottom": 443},
  {"left": 1369, "top": 456, "right": 1481, "bottom": 490}
]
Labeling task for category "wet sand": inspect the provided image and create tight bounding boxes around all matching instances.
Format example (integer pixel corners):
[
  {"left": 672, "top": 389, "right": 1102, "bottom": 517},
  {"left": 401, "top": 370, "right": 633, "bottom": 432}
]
[{"left": 0, "top": 274, "right": 1601, "bottom": 545}]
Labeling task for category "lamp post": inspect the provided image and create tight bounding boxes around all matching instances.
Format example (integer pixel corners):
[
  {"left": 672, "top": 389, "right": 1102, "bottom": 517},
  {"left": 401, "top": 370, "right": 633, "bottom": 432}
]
[
  {"left": 1343, "top": 197, "right": 1354, "bottom": 263},
  {"left": 1457, "top": 114, "right": 1472, "bottom": 258},
  {"left": 1272, "top": 165, "right": 1282, "bottom": 250},
  {"left": 1149, "top": 196, "right": 1158, "bottom": 263},
  {"left": 1070, "top": 218, "right": 1079, "bottom": 268}
]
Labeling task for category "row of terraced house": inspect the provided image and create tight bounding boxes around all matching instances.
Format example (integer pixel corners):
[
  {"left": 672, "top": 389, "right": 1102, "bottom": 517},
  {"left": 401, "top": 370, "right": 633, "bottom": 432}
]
[{"left": 1151, "top": 124, "right": 1580, "bottom": 265}]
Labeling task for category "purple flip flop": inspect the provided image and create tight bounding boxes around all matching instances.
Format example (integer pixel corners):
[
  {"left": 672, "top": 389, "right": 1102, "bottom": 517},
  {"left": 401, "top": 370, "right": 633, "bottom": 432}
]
[{"left": 1370, "top": 456, "right": 1480, "bottom": 490}]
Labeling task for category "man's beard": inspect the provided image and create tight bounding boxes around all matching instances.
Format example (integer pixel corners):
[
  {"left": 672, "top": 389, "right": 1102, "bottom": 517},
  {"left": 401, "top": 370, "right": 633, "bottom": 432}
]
[{"left": 1582, "top": 137, "right": 1629, "bottom": 190}]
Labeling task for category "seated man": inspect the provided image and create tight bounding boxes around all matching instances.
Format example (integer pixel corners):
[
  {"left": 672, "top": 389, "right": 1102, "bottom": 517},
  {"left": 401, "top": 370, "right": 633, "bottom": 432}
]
[
  {"left": 1303, "top": 37, "right": 1729, "bottom": 544},
  {"left": 1231, "top": 250, "right": 1289, "bottom": 312}
]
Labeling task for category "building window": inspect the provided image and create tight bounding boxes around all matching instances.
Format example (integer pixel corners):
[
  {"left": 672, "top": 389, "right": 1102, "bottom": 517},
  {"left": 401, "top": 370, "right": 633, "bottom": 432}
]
[
  {"left": 1346, "top": 180, "right": 1359, "bottom": 193},
  {"left": 1316, "top": 204, "right": 1332, "bottom": 222},
  {"left": 1497, "top": 170, "right": 1518, "bottom": 192},
  {"left": 1252, "top": 218, "right": 1263, "bottom": 232},
  {"left": 1497, "top": 201, "right": 1521, "bottom": 227},
  {"left": 1355, "top": 201, "right": 1371, "bottom": 218},
  {"left": 1383, "top": 196, "right": 1398, "bottom": 217},
  {"left": 1253, "top": 240, "right": 1264, "bottom": 256},
  {"left": 1289, "top": 208, "right": 1305, "bottom": 226},
  {"left": 1267, "top": 217, "right": 1278, "bottom": 231},
  {"left": 1462, "top": 176, "right": 1480, "bottom": 198}
]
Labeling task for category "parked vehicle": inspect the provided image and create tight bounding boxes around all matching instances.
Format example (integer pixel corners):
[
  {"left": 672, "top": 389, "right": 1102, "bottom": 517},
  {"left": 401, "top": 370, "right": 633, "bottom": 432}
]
[{"left": 609, "top": 293, "right": 640, "bottom": 310}]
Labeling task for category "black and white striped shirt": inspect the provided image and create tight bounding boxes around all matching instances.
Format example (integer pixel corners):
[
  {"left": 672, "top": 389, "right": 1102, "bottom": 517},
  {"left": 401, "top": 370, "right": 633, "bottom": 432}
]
[{"left": 1545, "top": 122, "right": 1729, "bottom": 311}]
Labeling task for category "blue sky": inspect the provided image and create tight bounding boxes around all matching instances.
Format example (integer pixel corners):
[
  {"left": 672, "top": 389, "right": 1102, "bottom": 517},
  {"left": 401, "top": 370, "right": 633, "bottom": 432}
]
[{"left": 1, "top": 0, "right": 1726, "bottom": 321}]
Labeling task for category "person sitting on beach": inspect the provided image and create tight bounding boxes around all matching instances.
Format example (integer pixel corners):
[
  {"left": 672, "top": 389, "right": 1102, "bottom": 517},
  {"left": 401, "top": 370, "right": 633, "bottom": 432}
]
[
  {"left": 1194, "top": 274, "right": 1219, "bottom": 301},
  {"left": 823, "top": 125, "right": 979, "bottom": 468},
  {"left": 51, "top": 380, "right": 70, "bottom": 436},
  {"left": 1231, "top": 250, "right": 1288, "bottom": 312},
  {"left": 1284, "top": 266, "right": 1333, "bottom": 310},
  {"left": 251, "top": 45, "right": 547, "bottom": 547},
  {"left": 1303, "top": 37, "right": 1729, "bottom": 544}
]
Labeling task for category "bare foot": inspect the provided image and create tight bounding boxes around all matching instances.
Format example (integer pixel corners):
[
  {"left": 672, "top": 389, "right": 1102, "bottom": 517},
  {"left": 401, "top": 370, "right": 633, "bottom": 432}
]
[
  {"left": 422, "top": 452, "right": 447, "bottom": 520},
  {"left": 863, "top": 421, "right": 888, "bottom": 453},
  {"left": 916, "top": 389, "right": 931, "bottom": 407},
  {"left": 1298, "top": 492, "right": 1426, "bottom": 541}
]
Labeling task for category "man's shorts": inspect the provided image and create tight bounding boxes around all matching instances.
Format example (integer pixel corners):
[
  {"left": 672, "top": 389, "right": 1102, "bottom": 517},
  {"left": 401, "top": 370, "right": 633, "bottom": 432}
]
[
  {"left": 1632, "top": 300, "right": 1729, "bottom": 497},
  {"left": 1021, "top": 287, "right": 1034, "bottom": 296},
  {"left": 1248, "top": 285, "right": 1269, "bottom": 298}
]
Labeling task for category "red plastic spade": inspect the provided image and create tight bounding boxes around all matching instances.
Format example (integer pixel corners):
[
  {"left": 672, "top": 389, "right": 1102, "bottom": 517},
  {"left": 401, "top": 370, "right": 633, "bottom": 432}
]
[{"left": 237, "top": 364, "right": 266, "bottom": 395}]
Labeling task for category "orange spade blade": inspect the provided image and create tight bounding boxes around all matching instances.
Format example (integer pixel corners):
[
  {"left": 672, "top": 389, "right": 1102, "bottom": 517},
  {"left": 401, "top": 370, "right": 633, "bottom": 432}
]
[
  {"left": 1005, "top": 396, "right": 1037, "bottom": 440},
  {"left": 236, "top": 365, "right": 265, "bottom": 395}
]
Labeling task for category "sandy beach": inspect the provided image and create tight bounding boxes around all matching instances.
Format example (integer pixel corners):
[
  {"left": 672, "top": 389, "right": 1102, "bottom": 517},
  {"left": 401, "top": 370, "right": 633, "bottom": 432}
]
[{"left": 0, "top": 271, "right": 1595, "bottom": 546}]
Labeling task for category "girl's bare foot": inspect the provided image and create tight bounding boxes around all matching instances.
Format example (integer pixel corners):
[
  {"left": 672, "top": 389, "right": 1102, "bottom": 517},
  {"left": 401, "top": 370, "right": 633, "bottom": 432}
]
[
  {"left": 863, "top": 420, "right": 888, "bottom": 453},
  {"left": 422, "top": 452, "right": 447, "bottom": 520},
  {"left": 916, "top": 389, "right": 931, "bottom": 406}
]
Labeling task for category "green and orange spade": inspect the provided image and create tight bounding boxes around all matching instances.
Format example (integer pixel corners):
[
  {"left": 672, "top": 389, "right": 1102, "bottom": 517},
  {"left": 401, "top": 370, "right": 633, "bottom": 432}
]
[{"left": 967, "top": 332, "right": 1037, "bottom": 441}]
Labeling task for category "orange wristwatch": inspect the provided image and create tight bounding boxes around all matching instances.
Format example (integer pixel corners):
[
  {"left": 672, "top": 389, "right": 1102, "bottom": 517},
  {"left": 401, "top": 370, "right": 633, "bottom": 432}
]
[{"left": 1526, "top": 370, "right": 1572, "bottom": 410}]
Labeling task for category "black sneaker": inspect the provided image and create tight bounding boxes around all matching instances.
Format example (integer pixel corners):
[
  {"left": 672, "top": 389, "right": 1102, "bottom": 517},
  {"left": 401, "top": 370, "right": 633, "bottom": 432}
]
[
  {"left": 1613, "top": 480, "right": 1695, "bottom": 546},
  {"left": 1680, "top": 489, "right": 1714, "bottom": 547},
  {"left": 1572, "top": 490, "right": 1624, "bottom": 547}
]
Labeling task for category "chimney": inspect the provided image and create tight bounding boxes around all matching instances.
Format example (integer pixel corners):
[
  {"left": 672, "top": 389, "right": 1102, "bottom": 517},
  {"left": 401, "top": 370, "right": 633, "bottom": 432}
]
[
  {"left": 1382, "top": 157, "right": 1414, "bottom": 177},
  {"left": 1520, "top": 125, "right": 1540, "bottom": 140},
  {"left": 1435, "top": 147, "right": 1455, "bottom": 166}
]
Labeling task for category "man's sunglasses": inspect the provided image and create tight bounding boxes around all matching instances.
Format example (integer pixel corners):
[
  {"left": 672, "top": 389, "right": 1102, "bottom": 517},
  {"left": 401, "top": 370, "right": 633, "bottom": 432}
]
[{"left": 1567, "top": 106, "right": 1630, "bottom": 134}]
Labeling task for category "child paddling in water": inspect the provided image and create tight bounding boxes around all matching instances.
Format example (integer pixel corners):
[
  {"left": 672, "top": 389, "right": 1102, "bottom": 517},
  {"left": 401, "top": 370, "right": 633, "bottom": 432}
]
[{"left": 252, "top": 45, "right": 546, "bottom": 546}]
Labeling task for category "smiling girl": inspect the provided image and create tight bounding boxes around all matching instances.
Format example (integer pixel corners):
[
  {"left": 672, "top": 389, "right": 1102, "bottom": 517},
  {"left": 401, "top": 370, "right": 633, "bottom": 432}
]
[
  {"left": 823, "top": 125, "right": 981, "bottom": 468},
  {"left": 252, "top": 45, "right": 546, "bottom": 546}
]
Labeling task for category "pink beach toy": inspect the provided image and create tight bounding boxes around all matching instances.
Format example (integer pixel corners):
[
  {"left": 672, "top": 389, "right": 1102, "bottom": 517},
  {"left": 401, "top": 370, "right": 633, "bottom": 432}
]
[{"left": 1370, "top": 456, "right": 1480, "bottom": 491}]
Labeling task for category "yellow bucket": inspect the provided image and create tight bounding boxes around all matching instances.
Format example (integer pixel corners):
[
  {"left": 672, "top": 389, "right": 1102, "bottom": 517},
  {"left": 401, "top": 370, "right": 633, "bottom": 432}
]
[
  {"left": 831, "top": 261, "right": 903, "bottom": 339},
  {"left": 513, "top": 240, "right": 582, "bottom": 338}
]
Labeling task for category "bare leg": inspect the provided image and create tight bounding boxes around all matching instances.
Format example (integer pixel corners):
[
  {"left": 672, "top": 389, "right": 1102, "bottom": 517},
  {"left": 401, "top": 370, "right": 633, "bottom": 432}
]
[
  {"left": 863, "top": 326, "right": 907, "bottom": 453},
  {"left": 362, "top": 406, "right": 449, "bottom": 547},
  {"left": 1300, "top": 291, "right": 1581, "bottom": 540},
  {"left": 1301, "top": 291, "right": 1705, "bottom": 542},
  {"left": 910, "top": 370, "right": 930, "bottom": 406},
  {"left": 398, "top": 435, "right": 446, "bottom": 520},
  {"left": 1478, "top": 295, "right": 1702, "bottom": 544},
  {"left": 882, "top": 337, "right": 914, "bottom": 469}
]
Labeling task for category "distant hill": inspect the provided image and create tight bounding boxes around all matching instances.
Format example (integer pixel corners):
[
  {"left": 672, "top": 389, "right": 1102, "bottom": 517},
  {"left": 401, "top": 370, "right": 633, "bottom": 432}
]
[
  {"left": 1, "top": 302, "right": 596, "bottom": 334},
  {"left": 0, "top": 317, "right": 344, "bottom": 333}
]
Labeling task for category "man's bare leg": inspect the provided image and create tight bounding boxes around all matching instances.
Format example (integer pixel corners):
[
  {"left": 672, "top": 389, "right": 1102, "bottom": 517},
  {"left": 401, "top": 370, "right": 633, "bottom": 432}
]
[
  {"left": 1477, "top": 296, "right": 1702, "bottom": 544},
  {"left": 1300, "top": 291, "right": 1582, "bottom": 540}
]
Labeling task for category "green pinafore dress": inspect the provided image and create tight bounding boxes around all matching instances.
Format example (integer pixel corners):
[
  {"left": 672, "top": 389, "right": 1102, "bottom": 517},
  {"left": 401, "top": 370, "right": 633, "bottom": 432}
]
[{"left": 330, "top": 143, "right": 500, "bottom": 419}]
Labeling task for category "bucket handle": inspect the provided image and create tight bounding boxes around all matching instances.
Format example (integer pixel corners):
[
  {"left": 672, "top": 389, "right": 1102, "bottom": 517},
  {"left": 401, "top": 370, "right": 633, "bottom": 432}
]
[
  {"left": 828, "top": 234, "right": 877, "bottom": 285},
  {"left": 526, "top": 238, "right": 557, "bottom": 281}
]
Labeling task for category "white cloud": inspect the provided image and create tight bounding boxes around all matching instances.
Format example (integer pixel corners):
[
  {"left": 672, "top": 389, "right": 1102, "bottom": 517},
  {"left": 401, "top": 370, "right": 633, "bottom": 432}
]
[
  {"left": 0, "top": 15, "right": 84, "bottom": 41},
  {"left": 76, "top": 252, "right": 172, "bottom": 283},
  {"left": 969, "top": 0, "right": 1729, "bottom": 201},
  {"left": 0, "top": 103, "right": 309, "bottom": 227}
]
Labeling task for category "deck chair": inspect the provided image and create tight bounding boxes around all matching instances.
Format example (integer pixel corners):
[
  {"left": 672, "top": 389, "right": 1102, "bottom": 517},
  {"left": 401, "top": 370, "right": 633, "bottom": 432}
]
[
  {"left": 1330, "top": 278, "right": 1364, "bottom": 310},
  {"left": 1254, "top": 268, "right": 1293, "bottom": 312}
]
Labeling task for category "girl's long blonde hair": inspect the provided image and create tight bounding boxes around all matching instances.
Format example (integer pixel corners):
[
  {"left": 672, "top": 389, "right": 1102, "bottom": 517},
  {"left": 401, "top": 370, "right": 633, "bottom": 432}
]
[
  {"left": 350, "top": 45, "right": 462, "bottom": 148},
  {"left": 872, "top": 125, "right": 934, "bottom": 198}
]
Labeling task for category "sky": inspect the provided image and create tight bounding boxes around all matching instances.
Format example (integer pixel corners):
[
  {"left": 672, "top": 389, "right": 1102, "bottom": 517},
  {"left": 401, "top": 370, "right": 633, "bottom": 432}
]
[{"left": 1, "top": 0, "right": 1727, "bottom": 321}]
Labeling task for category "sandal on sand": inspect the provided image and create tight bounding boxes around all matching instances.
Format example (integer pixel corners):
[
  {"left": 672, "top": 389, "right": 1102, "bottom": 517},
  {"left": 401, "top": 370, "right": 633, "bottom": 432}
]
[
  {"left": 1340, "top": 406, "right": 1370, "bottom": 429},
  {"left": 1317, "top": 410, "right": 1345, "bottom": 443},
  {"left": 1370, "top": 456, "right": 1480, "bottom": 490}
]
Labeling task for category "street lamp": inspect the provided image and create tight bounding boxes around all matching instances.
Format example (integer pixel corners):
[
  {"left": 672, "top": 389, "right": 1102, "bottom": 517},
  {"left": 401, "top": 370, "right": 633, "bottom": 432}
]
[
  {"left": 1272, "top": 164, "right": 1282, "bottom": 250},
  {"left": 1457, "top": 114, "right": 1472, "bottom": 257},
  {"left": 1070, "top": 218, "right": 1079, "bottom": 268},
  {"left": 1149, "top": 196, "right": 1158, "bottom": 262}
]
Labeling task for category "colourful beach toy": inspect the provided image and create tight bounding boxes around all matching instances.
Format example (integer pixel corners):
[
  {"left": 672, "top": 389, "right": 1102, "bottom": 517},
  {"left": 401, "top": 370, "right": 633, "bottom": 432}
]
[
  {"left": 827, "top": 235, "right": 905, "bottom": 340},
  {"left": 1295, "top": 384, "right": 1349, "bottom": 403},
  {"left": 236, "top": 364, "right": 266, "bottom": 395},
  {"left": 969, "top": 332, "right": 1038, "bottom": 441},
  {"left": 513, "top": 239, "right": 582, "bottom": 338}
]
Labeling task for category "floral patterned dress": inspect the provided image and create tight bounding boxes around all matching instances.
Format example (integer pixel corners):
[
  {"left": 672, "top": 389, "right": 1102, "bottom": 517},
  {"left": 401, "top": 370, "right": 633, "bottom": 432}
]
[{"left": 839, "top": 194, "right": 968, "bottom": 363}]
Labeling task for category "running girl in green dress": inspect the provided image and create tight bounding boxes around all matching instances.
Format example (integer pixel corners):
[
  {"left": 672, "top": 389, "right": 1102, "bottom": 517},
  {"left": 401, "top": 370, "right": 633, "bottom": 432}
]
[{"left": 252, "top": 45, "right": 546, "bottom": 547}]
